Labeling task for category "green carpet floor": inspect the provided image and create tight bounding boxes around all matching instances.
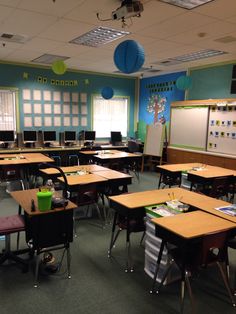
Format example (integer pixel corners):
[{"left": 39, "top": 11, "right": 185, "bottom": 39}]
[{"left": 0, "top": 171, "right": 235, "bottom": 314}]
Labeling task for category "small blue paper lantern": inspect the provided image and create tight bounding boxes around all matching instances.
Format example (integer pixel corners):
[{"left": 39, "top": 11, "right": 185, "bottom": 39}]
[
  {"left": 176, "top": 76, "right": 192, "bottom": 90},
  {"left": 101, "top": 86, "right": 114, "bottom": 99},
  {"left": 114, "top": 40, "right": 145, "bottom": 74}
]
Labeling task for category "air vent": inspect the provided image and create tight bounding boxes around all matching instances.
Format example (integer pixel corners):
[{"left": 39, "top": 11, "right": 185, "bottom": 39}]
[
  {"left": 32, "top": 54, "right": 70, "bottom": 64},
  {"left": 214, "top": 36, "right": 236, "bottom": 43},
  {"left": 0, "top": 33, "right": 28, "bottom": 43}
]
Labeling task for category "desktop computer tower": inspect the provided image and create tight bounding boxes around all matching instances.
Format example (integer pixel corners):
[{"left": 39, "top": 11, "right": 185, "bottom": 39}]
[{"left": 59, "top": 132, "right": 65, "bottom": 146}]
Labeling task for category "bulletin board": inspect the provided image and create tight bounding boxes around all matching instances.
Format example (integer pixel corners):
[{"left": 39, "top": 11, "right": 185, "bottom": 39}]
[
  {"left": 143, "top": 123, "right": 165, "bottom": 157},
  {"left": 207, "top": 105, "right": 236, "bottom": 155},
  {"left": 170, "top": 106, "right": 209, "bottom": 150}
]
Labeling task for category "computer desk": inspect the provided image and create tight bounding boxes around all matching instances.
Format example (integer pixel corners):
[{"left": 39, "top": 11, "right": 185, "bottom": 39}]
[{"left": 109, "top": 187, "right": 236, "bottom": 271}]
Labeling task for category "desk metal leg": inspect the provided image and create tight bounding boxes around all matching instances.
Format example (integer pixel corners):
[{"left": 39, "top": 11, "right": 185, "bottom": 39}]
[
  {"left": 108, "top": 212, "right": 118, "bottom": 258},
  {"left": 125, "top": 219, "right": 133, "bottom": 273},
  {"left": 150, "top": 240, "right": 165, "bottom": 293},
  {"left": 158, "top": 174, "right": 163, "bottom": 189},
  {"left": 34, "top": 250, "right": 40, "bottom": 288},
  {"left": 66, "top": 245, "right": 71, "bottom": 279}
]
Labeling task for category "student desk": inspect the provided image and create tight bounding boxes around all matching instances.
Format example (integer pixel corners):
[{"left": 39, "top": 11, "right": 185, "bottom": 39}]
[
  {"left": 10, "top": 188, "right": 77, "bottom": 287},
  {"left": 157, "top": 163, "right": 236, "bottom": 190},
  {"left": 0, "top": 153, "right": 54, "bottom": 181},
  {"left": 80, "top": 150, "right": 141, "bottom": 170},
  {"left": 150, "top": 211, "right": 236, "bottom": 310},
  {"left": 109, "top": 187, "right": 236, "bottom": 271}
]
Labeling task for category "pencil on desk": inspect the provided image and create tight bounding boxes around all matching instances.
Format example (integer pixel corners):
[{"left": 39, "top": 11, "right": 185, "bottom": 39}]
[{"left": 168, "top": 193, "right": 172, "bottom": 200}]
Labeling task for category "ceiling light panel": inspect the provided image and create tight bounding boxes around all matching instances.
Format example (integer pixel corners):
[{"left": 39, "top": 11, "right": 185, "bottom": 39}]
[
  {"left": 172, "top": 49, "right": 227, "bottom": 62},
  {"left": 69, "top": 27, "right": 130, "bottom": 47},
  {"left": 32, "top": 54, "right": 69, "bottom": 64},
  {"left": 159, "top": 0, "right": 215, "bottom": 10}
]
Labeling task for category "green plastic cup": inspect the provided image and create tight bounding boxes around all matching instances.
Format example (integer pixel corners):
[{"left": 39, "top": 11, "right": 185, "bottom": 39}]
[{"left": 37, "top": 191, "right": 53, "bottom": 212}]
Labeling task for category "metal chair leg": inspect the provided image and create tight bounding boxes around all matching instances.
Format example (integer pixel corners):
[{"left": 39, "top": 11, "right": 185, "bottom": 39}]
[
  {"left": 34, "top": 251, "right": 40, "bottom": 288},
  {"left": 217, "top": 261, "right": 236, "bottom": 307},
  {"left": 66, "top": 246, "right": 71, "bottom": 279}
]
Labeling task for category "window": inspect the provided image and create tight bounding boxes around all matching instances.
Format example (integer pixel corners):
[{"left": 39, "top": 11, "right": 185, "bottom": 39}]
[
  {"left": 0, "top": 89, "right": 16, "bottom": 130},
  {"left": 92, "top": 96, "right": 128, "bottom": 138}
]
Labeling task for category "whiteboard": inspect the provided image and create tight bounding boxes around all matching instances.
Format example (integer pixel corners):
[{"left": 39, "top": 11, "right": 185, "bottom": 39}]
[
  {"left": 170, "top": 107, "right": 209, "bottom": 150},
  {"left": 207, "top": 106, "right": 236, "bottom": 155},
  {"left": 144, "top": 123, "right": 164, "bottom": 157}
]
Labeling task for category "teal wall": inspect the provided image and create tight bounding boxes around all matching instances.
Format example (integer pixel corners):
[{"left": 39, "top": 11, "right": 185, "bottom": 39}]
[
  {"left": 188, "top": 62, "right": 236, "bottom": 100},
  {"left": 0, "top": 62, "right": 137, "bottom": 138}
]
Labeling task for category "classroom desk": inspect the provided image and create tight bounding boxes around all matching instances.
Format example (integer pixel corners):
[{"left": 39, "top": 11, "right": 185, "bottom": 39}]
[
  {"left": 86, "top": 150, "right": 142, "bottom": 170},
  {"left": 0, "top": 153, "right": 54, "bottom": 181},
  {"left": 109, "top": 187, "right": 236, "bottom": 271},
  {"left": 157, "top": 163, "right": 236, "bottom": 189},
  {"left": 10, "top": 188, "right": 77, "bottom": 287},
  {"left": 150, "top": 211, "right": 236, "bottom": 310}
]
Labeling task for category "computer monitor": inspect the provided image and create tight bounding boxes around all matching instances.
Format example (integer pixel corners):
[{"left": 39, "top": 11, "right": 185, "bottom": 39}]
[
  {"left": 110, "top": 131, "right": 122, "bottom": 145},
  {"left": 64, "top": 131, "right": 76, "bottom": 145},
  {"left": 0, "top": 130, "right": 15, "bottom": 148},
  {"left": 84, "top": 131, "right": 96, "bottom": 141},
  {"left": 43, "top": 131, "right": 57, "bottom": 146},
  {"left": 23, "top": 130, "right": 37, "bottom": 143}
]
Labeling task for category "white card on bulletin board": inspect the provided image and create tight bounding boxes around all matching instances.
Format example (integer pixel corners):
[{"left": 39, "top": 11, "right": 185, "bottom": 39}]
[
  {"left": 63, "top": 116, "right": 70, "bottom": 126},
  {"left": 81, "top": 117, "right": 87, "bottom": 127},
  {"left": 22, "top": 89, "right": 31, "bottom": 100},
  {"left": 23, "top": 103, "right": 32, "bottom": 114},
  {"left": 34, "top": 116, "right": 42, "bottom": 127},
  {"left": 72, "top": 104, "right": 79, "bottom": 114},
  {"left": 80, "top": 93, "right": 87, "bottom": 103},
  {"left": 43, "top": 90, "right": 51, "bottom": 101},
  {"left": 24, "top": 117, "right": 32, "bottom": 127},
  {"left": 72, "top": 117, "right": 79, "bottom": 126},
  {"left": 81, "top": 105, "right": 87, "bottom": 114},
  {"left": 63, "top": 104, "right": 70, "bottom": 114},
  {"left": 63, "top": 92, "right": 70, "bottom": 102},
  {"left": 34, "top": 103, "right": 42, "bottom": 114},
  {"left": 33, "top": 90, "right": 41, "bottom": 101},
  {"left": 44, "top": 103, "right": 52, "bottom": 114},
  {"left": 54, "top": 104, "right": 61, "bottom": 114},
  {"left": 53, "top": 91, "right": 61, "bottom": 101},
  {"left": 44, "top": 116, "right": 52, "bottom": 127},
  {"left": 54, "top": 116, "right": 61, "bottom": 127},
  {"left": 72, "top": 93, "right": 79, "bottom": 102}
]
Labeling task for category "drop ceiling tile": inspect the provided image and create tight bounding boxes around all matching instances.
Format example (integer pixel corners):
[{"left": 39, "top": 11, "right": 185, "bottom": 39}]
[
  {"left": 195, "top": 0, "right": 236, "bottom": 19},
  {"left": 17, "top": 0, "right": 84, "bottom": 17},
  {"left": 139, "top": 11, "right": 218, "bottom": 39},
  {"left": 0, "top": 9, "right": 57, "bottom": 37},
  {"left": 39, "top": 19, "right": 94, "bottom": 42}
]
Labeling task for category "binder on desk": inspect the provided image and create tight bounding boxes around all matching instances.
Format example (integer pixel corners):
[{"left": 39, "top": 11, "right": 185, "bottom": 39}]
[{"left": 215, "top": 204, "right": 236, "bottom": 216}]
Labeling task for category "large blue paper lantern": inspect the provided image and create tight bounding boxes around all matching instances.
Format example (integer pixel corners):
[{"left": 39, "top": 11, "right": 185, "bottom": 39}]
[
  {"left": 101, "top": 86, "right": 114, "bottom": 99},
  {"left": 176, "top": 75, "right": 192, "bottom": 90},
  {"left": 114, "top": 40, "right": 145, "bottom": 74}
]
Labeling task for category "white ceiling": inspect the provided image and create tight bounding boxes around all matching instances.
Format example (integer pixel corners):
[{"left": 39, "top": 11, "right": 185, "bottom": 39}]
[{"left": 0, "top": 0, "right": 236, "bottom": 77}]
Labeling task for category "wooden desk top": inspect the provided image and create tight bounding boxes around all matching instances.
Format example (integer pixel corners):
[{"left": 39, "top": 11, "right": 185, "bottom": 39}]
[
  {"left": 0, "top": 153, "right": 53, "bottom": 165},
  {"left": 152, "top": 211, "right": 236, "bottom": 239},
  {"left": 58, "top": 173, "right": 108, "bottom": 186},
  {"left": 93, "top": 150, "right": 141, "bottom": 160},
  {"left": 40, "top": 164, "right": 110, "bottom": 175},
  {"left": 157, "top": 163, "right": 202, "bottom": 172},
  {"left": 10, "top": 189, "right": 77, "bottom": 216},
  {"left": 90, "top": 169, "right": 132, "bottom": 180},
  {"left": 109, "top": 187, "right": 236, "bottom": 223},
  {"left": 157, "top": 163, "right": 236, "bottom": 178}
]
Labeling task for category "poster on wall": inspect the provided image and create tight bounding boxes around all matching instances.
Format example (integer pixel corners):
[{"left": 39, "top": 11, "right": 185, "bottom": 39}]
[{"left": 138, "top": 71, "right": 186, "bottom": 142}]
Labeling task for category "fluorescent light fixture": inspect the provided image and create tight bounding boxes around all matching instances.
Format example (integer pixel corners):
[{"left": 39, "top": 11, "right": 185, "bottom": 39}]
[
  {"left": 69, "top": 26, "right": 130, "bottom": 47},
  {"left": 159, "top": 0, "right": 215, "bottom": 10},
  {"left": 32, "top": 54, "right": 69, "bottom": 64},
  {"left": 172, "top": 49, "right": 227, "bottom": 62}
]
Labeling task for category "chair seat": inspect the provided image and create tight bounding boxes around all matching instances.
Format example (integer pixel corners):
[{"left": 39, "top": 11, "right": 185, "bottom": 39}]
[{"left": 0, "top": 215, "right": 25, "bottom": 235}]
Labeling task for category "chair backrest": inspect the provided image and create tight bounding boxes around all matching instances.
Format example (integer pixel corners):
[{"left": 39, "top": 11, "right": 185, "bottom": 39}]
[
  {"left": 128, "top": 140, "right": 139, "bottom": 153},
  {"left": 208, "top": 175, "right": 234, "bottom": 199}
]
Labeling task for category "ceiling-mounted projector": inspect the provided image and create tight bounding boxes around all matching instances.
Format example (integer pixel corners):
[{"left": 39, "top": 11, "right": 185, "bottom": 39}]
[{"left": 112, "top": 1, "right": 144, "bottom": 20}]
